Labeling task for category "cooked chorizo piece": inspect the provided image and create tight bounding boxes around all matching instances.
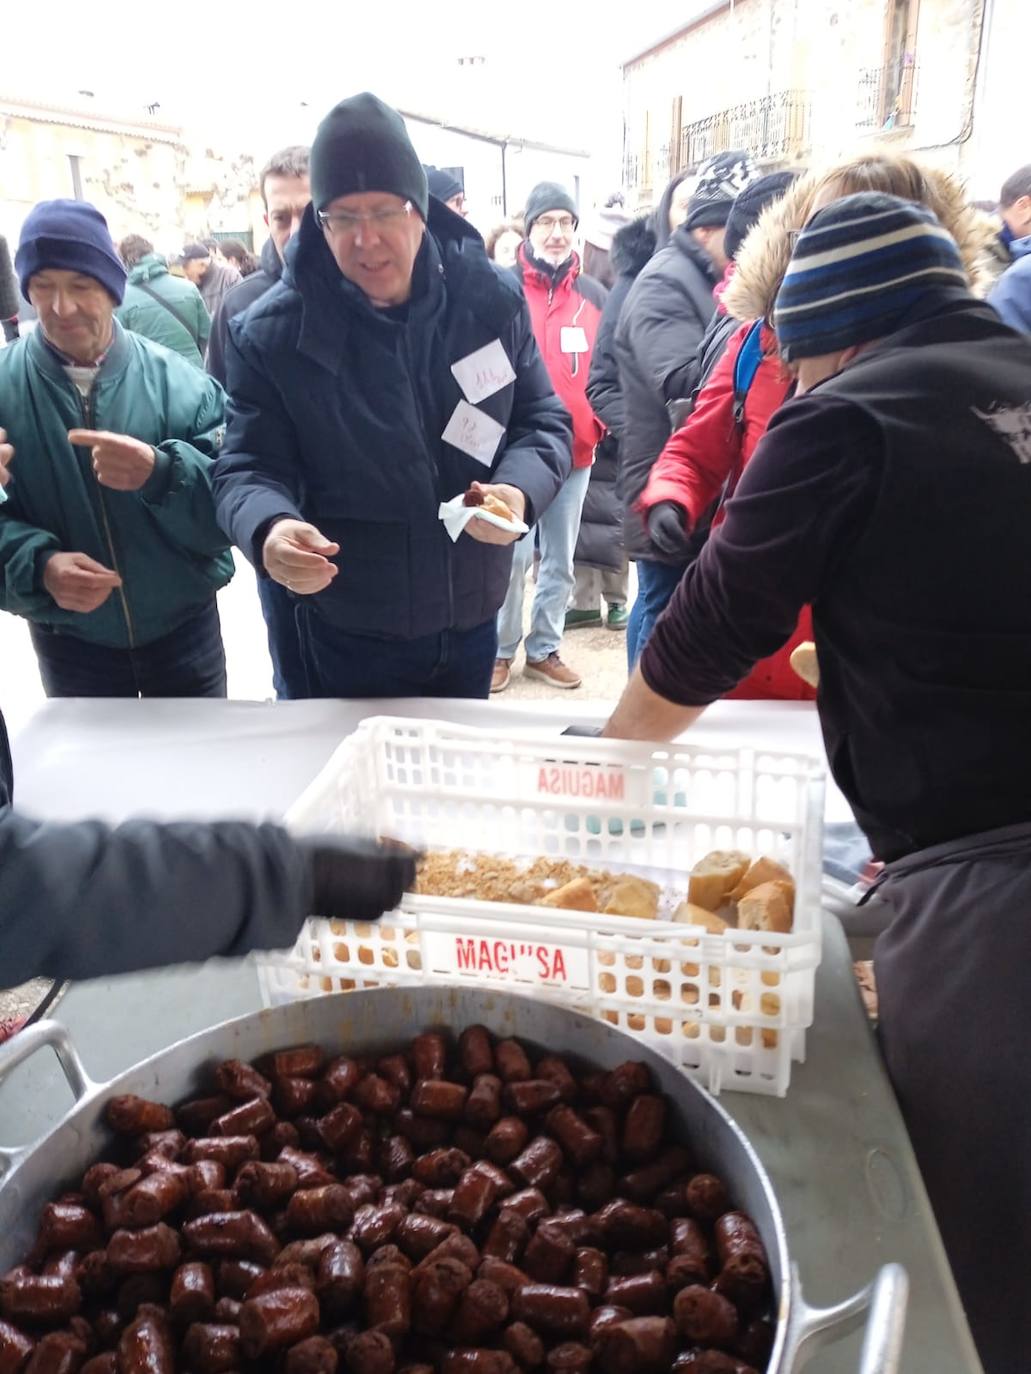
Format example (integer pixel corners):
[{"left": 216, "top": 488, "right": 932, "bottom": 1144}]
[
  {"left": 544, "top": 1343, "right": 591, "bottom": 1374},
  {"left": 212, "top": 1061, "right": 271, "bottom": 1103},
  {"left": 105, "top": 1227, "right": 181, "bottom": 1277},
  {"left": 576, "top": 1163, "right": 616, "bottom": 1212},
  {"left": 320, "top": 1058, "right": 361, "bottom": 1105},
  {"left": 119, "top": 1175, "right": 189, "bottom": 1231},
  {"left": 180, "top": 1323, "right": 240, "bottom": 1374},
  {"left": 105, "top": 1099, "right": 175, "bottom": 1137},
  {"left": 35, "top": 1207, "right": 102, "bottom": 1259},
  {"left": 351, "top": 1204, "right": 405, "bottom": 1253},
  {"left": 621, "top": 1097, "right": 665, "bottom": 1163},
  {"left": 176, "top": 1098, "right": 232, "bottom": 1135},
  {"left": 508, "top": 1139, "right": 563, "bottom": 1192},
  {"left": 598, "top": 1064, "right": 651, "bottom": 1112},
  {"left": 483, "top": 1119, "right": 529, "bottom": 1168},
  {"left": 286, "top": 1336, "right": 339, "bottom": 1374},
  {"left": 80, "top": 1357, "right": 115, "bottom": 1374},
  {"left": 244, "top": 1264, "right": 315, "bottom": 1299},
  {"left": 411, "top": 1258, "right": 473, "bottom": 1337},
  {"left": 463, "top": 1077, "right": 503, "bottom": 1131},
  {"left": 0, "top": 1320, "right": 33, "bottom": 1374},
  {"left": 234, "top": 1160, "right": 298, "bottom": 1211},
  {"left": 412, "top": 1034, "right": 448, "bottom": 1082},
  {"left": 448, "top": 1165, "right": 511, "bottom": 1231},
  {"left": 23, "top": 1332, "right": 86, "bottom": 1374},
  {"left": 587, "top": 1306, "right": 633, "bottom": 1349},
  {"left": 543, "top": 1107, "right": 602, "bottom": 1169},
  {"left": 522, "top": 1225, "right": 574, "bottom": 1286},
  {"left": 377, "top": 1055, "right": 413, "bottom": 1097},
  {"left": 344, "top": 1330, "right": 395, "bottom": 1374},
  {"left": 363, "top": 1264, "right": 412, "bottom": 1338},
  {"left": 502, "top": 1322, "right": 544, "bottom": 1370},
  {"left": 411, "top": 1081, "right": 468, "bottom": 1122},
  {"left": 353, "top": 1076, "right": 401, "bottom": 1117},
  {"left": 238, "top": 1286, "right": 320, "bottom": 1358},
  {"left": 215, "top": 1259, "right": 264, "bottom": 1299},
  {"left": 317, "top": 1241, "right": 365, "bottom": 1320},
  {"left": 510, "top": 1286, "right": 590, "bottom": 1338},
  {"left": 533, "top": 1059, "right": 577, "bottom": 1103},
  {"left": 285, "top": 1185, "right": 354, "bottom": 1236},
  {"left": 712, "top": 1213, "right": 769, "bottom": 1309},
  {"left": 184, "top": 1137, "right": 259, "bottom": 1172},
  {"left": 599, "top": 1203, "right": 668, "bottom": 1252},
  {"left": 685, "top": 1175, "right": 730, "bottom": 1226},
  {"left": 416, "top": 1234, "right": 480, "bottom": 1276},
  {"left": 595, "top": 1317, "right": 677, "bottom": 1374},
  {"left": 571, "top": 1248, "right": 607, "bottom": 1297},
  {"left": 412, "top": 1151, "right": 471, "bottom": 1189},
  {"left": 458, "top": 1028, "right": 494, "bottom": 1079},
  {"left": 211, "top": 1097, "right": 276, "bottom": 1139},
  {"left": 481, "top": 1212, "right": 528, "bottom": 1265},
  {"left": 619, "top": 1148, "right": 692, "bottom": 1204},
  {"left": 499, "top": 1190, "right": 549, "bottom": 1226},
  {"left": 395, "top": 1111, "right": 452, "bottom": 1154},
  {"left": 442, "top": 1352, "right": 516, "bottom": 1374},
  {"left": 182, "top": 1211, "right": 279, "bottom": 1264},
  {"left": 380, "top": 1137, "right": 416, "bottom": 1184},
  {"left": 184, "top": 1190, "right": 235, "bottom": 1222},
  {"left": 318, "top": 1103, "right": 364, "bottom": 1154},
  {"left": 267, "top": 1045, "right": 325, "bottom": 1080},
  {"left": 447, "top": 1278, "right": 509, "bottom": 1345},
  {"left": 275, "top": 1077, "right": 321, "bottom": 1119},
  {"left": 503, "top": 1082, "right": 561, "bottom": 1116},
  {"left": 397, "top": 1216, "right": 457, "bottom": 1262},
  {"left": 610, "top": 1248, "right": 669, "bottom": 1278},
  {"left": 475, "top": 1262, "right": 528, "bottom": 1299},
  {"left": 80, "top": 1167, "right": 120, "bottom": 1210},
  {"left": 115, "top": 1305, "right": 172, "bottom": 1374},
  {"left": 413, "top": 1190, "right": 455, "bottom": 1220},
  {"left": 602, "top": 1272, "right": 667, "bottom": 1316},
  {"left": 168, "top": 1264, "right": 215, "bottom": 1324},
  {"left": 135, "top": 1131, "right": 186, "bottom": 1161},
  {"left": 276, "top": 1148, "right": 336, "bottom": 1190},
  {"left": 187, "top": 1162, "right": 225, "bottom": 1196},
  {"left": 494, "top": 1042, "right": 531, "bottom": 1084},
  {"left": 582, "top": 1108, "right": 619, "bottom": 1166},
  {"left": 672, "top": 1286, "right": 738, "bottom": 1349}
]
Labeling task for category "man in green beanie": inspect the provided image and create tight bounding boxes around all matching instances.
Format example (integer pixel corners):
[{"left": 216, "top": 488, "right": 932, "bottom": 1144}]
[{"left": 214, "top": 92, "right": 572, "bottom": 698}]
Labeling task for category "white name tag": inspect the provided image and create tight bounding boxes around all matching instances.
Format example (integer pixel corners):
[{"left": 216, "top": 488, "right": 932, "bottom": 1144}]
[
  {"left": 442, "top": 400, "right": 506, "bottom": 466},
  {"left": 451, "top": 339, "right": 517, "bottom": 404},
  {"left": 560, "top": 326, "right": 589, "bottom": 354}
]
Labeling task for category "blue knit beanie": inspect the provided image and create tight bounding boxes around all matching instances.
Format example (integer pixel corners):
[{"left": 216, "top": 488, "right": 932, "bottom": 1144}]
[
  {"left": 773, "top": 192, "right": 968, "bottom": 361},
  {"left": 16, "top": 200, "right": 126, "bottom": 305}
]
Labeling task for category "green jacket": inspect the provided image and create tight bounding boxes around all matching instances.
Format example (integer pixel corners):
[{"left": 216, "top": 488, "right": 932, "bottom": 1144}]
[
  {"left": 0, "top": 322, "right": 234, "bottom": 649},
  {"left": 115, "top": 254, "right": 210, "bottom": 366}
]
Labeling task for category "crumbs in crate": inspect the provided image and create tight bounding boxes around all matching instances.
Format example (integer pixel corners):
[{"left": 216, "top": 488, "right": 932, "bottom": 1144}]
[{"left": 412, "top": 847, "right": 797, "bottom": 933}]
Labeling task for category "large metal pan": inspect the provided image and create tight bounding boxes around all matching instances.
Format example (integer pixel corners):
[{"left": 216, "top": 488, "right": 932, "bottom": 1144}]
[{"left": 0, "top": 987, "right": 906, "bottom": 1372}]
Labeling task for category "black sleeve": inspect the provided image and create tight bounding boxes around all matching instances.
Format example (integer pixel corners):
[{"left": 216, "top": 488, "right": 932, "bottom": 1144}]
[
  {"left": 622, "top": 268, "right": 713, "bottom": 415},
  {"left": 205, "top": 297, "right": 230, "bottom": 387},
  {"left": 586, "top": 291, "right": 626, "bottom": 437},
  {"left": 639, "top": 392, "right": 883, "bottom": 705},
  {"left": 0, "top": 806, "right": 313, "bottom": 985}
]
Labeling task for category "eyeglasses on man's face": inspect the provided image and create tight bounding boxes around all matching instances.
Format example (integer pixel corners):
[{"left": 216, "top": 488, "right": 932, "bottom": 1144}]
[
  {"left": 534, "top": 215, "right": 575, "bottom": 235},
  {"left": 318, "top": 202, "right": 415, "bottom": 236}
]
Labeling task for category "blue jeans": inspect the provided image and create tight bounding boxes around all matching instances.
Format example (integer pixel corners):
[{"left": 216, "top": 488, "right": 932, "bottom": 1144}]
[
  {"left": 30, "top": 600, "right": 227, "bottom": 698},
  {"left": 256, "top": 576, "right": 307, "bottom": 700},
  {"left": 297, "top": 605, "right": 498, "bottom": 699},
  {"left": 497, "top": 465, "right": 591, "bottom": 661},
  {"left": 626, "top": 558, "right": 691, "bottom": 669}
]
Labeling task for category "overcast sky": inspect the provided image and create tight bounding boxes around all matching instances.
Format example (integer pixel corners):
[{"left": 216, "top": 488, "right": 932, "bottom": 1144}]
[{"left": 3, "top": 0, "right": 705, "bottom": 157}]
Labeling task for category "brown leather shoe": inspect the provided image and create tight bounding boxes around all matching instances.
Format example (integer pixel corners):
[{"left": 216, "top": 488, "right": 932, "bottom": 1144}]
[
  {"left": 524, "top": 652, "right": 582, "bottom": 689},
  {"left": 491, "top": 659, "right": 512, "bottom": 693}
]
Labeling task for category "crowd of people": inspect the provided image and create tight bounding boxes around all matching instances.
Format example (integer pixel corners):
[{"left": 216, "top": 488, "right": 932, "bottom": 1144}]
[{"left": 1, "top": 90, "right": 1031, "bottom": 1372}]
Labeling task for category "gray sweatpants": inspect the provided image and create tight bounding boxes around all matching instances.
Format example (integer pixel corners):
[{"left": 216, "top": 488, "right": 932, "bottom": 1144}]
[{"left": 871, "top": 820, "right": 1031, "bottom": 1373}]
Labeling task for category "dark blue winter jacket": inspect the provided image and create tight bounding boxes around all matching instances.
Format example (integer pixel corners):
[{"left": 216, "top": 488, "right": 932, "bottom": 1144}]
[{"left": 213, "top": 202, "right": 572, "bottom": 639}]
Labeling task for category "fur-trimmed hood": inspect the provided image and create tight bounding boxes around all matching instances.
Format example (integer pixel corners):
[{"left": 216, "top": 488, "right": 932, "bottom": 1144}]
[
  {"left": 724, "top": 165, "right": 998, "bottom": 323},
  {"left": 610, "top": 215, "right": 656, "bottom": 279}
]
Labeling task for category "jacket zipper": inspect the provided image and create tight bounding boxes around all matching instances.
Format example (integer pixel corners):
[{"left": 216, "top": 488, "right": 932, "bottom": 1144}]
[
  {"left": 80, "top": 391, "right": 136, "bottom": 647},
  {"left": 401, "top": 327, "right": 454, "bottom": 626}
]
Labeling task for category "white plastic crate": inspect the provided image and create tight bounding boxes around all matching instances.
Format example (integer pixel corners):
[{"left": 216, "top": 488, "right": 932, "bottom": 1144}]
[{"left": 256, "top": 717, "right": 825, "bottom": 1096}]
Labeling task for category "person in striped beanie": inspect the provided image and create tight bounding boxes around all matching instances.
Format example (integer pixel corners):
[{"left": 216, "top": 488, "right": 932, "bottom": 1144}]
[{"left": 773, "top": 190, "right": 969, "bottom": 388}]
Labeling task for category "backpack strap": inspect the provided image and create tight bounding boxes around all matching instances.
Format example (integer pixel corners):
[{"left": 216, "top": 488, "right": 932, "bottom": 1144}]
[
  {"left": 133, "top": 281, "right": 201, "bottom": 350},
  {"left": 732, "top": 319, "right": 765, "bottom": 433}
]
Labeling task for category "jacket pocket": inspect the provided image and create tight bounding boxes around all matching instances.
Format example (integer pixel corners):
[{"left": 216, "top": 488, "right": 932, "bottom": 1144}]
[{"left": 314, "top": 518, "right": 412, "bottom": 638}]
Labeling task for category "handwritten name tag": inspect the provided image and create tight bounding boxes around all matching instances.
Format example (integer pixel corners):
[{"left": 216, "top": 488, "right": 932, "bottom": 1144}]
[
  {"left": 442, "top": 401, "right": 506, "bottom": 466},
  {"left": 451, "top": 340, "right": 517, "bottom": 404}
]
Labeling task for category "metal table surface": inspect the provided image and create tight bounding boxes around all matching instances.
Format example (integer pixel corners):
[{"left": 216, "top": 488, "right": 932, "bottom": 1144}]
[{"left": 1, "top": 699, "right": 980, "bottom": 1372}]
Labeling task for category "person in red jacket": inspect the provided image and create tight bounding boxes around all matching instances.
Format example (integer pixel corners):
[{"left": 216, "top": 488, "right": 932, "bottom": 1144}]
[{"left": 494, "top": 183, "right": 607, "bottom": 692}]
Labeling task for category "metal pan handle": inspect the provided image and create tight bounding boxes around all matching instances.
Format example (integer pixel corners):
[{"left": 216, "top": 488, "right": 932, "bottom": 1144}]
[
  {"left": 0, "top": 1020, "right": 96, "bottom": 1176},
  {"left": 782, "top": 1262, "right": 908, "bottom": 1373}
]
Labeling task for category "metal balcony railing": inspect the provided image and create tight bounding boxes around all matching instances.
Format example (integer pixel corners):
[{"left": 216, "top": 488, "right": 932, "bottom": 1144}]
[
  {"left": 678, "top": 91, "right": 810, "bottom": 173},
  {"left": 857, "top": 59, "right": 918, "bottom": 131}
]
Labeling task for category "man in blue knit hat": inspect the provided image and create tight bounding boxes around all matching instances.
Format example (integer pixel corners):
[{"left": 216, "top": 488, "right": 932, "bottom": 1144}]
[
  {"left": 598, "top": 191, "right": 1031, "bottom": 1372},
  {"left": 0, "top": 199, "right": 234, "bottom": 697}
]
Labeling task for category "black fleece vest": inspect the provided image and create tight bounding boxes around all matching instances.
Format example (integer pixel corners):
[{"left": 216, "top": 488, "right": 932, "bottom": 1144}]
[{"left": 812, "top": 300, "right": 1031, "bottom": 859}]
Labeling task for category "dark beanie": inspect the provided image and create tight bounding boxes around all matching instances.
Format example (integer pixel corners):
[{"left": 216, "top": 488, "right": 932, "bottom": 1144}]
[
  {"left": 425, "top": 166, "right": 463, "bottom": 203},
  {"left": 684, "top": 150, "right": 757, "bottom": 231},
  {"left": 15, "top": 200, "right": 126, "bottom": 304},
  {"left": 310, "top": 92, "right": 429, "bottom": 219},
  {"left": 724, "top": 170, "right": 799, "bottom": 262},
  {"left": 774, "top": 192, "right": 969, "bottom": 361},
  {"left": 524, "top": 182, "right": 578, "bottom": 234}
]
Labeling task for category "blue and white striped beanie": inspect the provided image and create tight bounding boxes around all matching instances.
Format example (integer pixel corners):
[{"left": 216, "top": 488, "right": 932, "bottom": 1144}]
[{"left": 773, "top": 192, "right": 969, "bottom": 361}]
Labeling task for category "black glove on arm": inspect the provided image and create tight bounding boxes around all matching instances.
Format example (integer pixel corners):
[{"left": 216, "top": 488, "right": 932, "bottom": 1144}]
[
  {"left": 647, "top": 501, "right": 693, "bottom": 558},
  {"left": 300, "top": 835, "right": 419, "bottom": 921}
]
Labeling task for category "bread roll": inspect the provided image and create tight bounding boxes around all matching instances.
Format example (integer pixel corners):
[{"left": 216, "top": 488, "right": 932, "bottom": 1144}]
[
  {"left": 737, "top": 881, "right": 793, "bottom": 934},
  {"left": 540, "top": 876, "right": 598, "bottom": 912},
  {"left": 790, "top": 641, "right": 819, "bottom": 688},
  {"left": 481, "top": 493, "right": 515, "bottom": 521},
  {"left": 671, "top": 903, "right": 728, "bottom": 934},
  {"left": 602, "top": 876, "right": 660, "bottom": 920},
  {"left": 688, "top": 851, "right": 750, "bottom": 911},
  {"left": 729, "top": 857, "right": 796, "bottom": 910}
]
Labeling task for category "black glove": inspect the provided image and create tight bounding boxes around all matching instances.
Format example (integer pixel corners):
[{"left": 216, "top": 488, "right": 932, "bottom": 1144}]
[
  {"left": 647, "top": 501, "right": 693, "bottom": 558},
  {"left": 301, "top": 836, "right": 419, "bottom": 921}
]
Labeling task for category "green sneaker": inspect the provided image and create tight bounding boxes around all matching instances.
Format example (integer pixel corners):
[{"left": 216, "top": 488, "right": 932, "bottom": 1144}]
[
  {"left": 605, "top": 603, "right": 629, "bottom": 630},
  {"left": 565, "top": 608, "right": 602, "bottom": 629}
]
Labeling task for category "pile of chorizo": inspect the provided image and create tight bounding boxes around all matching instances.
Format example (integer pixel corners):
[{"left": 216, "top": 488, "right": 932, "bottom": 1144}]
[{"left": 0, "top": 1028, "right": 774, "bottom": 1374}]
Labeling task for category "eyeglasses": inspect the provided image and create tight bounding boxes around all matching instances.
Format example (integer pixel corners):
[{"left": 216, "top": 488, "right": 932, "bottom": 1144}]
[
  {"left": 317, "top": 202, "right": 415, "bottom": 236},
  {"left": 534, "top": 215, "right": 575, "bottom": 234}
]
